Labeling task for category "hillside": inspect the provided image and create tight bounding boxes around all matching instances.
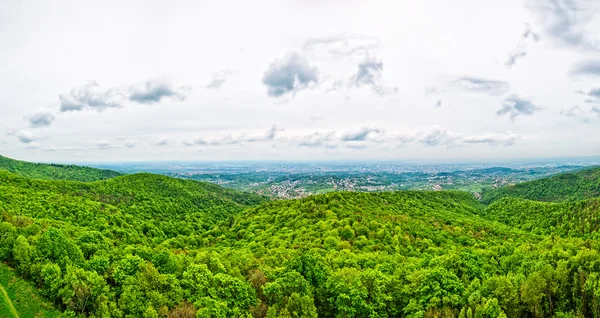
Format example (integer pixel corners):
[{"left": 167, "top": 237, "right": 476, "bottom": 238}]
[
  {"left": 0, "top": 169, "right": 266, "bottom": 243},
  {"left": 2, "top": 160, "right": 600, "bottom": 317},
  {"left": 483, "top": 197, "right": 600, "bottom": 238},
  {"left": 0, "top": 263, "right": 63, "bottom": 317},
  {"left": 481, "top": 166, "right": 600, "bottom": 204},
  {"left": 0, "top": 155, "right": 121, "bottom": 182}
]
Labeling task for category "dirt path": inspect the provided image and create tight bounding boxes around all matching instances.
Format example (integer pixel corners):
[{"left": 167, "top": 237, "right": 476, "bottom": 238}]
[{"left": 0, "top": 282, "right": 19, "bottom": 318}]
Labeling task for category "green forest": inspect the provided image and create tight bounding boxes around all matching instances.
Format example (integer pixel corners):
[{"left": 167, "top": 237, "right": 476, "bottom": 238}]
[{"left": 1, "top": 156, "right": 600, "bottom": 317}]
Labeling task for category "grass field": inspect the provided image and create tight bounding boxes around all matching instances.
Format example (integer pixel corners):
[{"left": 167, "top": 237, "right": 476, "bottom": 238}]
[{"left": 0, "top": 263, "right": 62, "bottom": 318}]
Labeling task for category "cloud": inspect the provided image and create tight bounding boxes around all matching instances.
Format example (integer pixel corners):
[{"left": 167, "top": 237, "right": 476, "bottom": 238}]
[
  {"left": 497, "top": 95, "right": 540, "bottom": 119},
  {"left": 561, "top": 105, "right": 599, "bottom": 123},
  {"left": 43, "top": 146, "right": 86, "bottom": 153},
  {"left": 462, "top": 131, "right": 520, "bottom": 146},
  {"left": 526, "top": 0, "right": 599, "bottom": 50},
  {"left": 182, "top": 138, "right": 207, "bottom": 147},
  {"left": 569, "top": 60, "right": 600, "bottom": 77},
  {"left": 124, "top": 140, "right": 137, "bottom": 148},
  {"left": 309, "top": 116, "right": 325, "bottom": 123},
  {"left": 298, "top": 131, "right": 337, "bottom": 148},
  {"left": 10, "top": 130, "right": 36, "bottom": 143},
  {"left": 449, "top": 76, "right": 510, "bottom": 95},
  {"left": 129, "top": 79, "right": 190, "bottom": 104},
  {"left": 97, "top": 140, "right": 118, "bottom": 149},
  {"left": 264, "top": 125, "right": 283, "bottom": 141},
  {"left": 59, "top": 81, "right": 122, "bottom": 112},
  {"left": 25, "top": 109, "right": 56, "bottom": 128},
  {"left": 419, "top": 126, "right": 459, "bottom": 147},
  {"left": 341, "top": 126, "right": 383, "bottom": 141},
  {"left": 580, "top": 87, "right": 600, "bottom": 103},
  {"left": 185, "top": 126, "right": 285, "bottom": 147},
  {"left": 304, "top": 34, "right": 381, "bottom": 58},
  {"left": 156, "top": 137, "right": 169, "bottom": 146},
  {"left": 506, "top": 23, "right": 540, "bottom": 68},
  {"left": 206, "top": 70, "right": 238, "bottom": 90},
  {"left": 348, "top": 57, "right": 397, "bottom": 95},
  {"left": 262, "top": 52, "right": 319, "bottom": 98},
  {"left": 25, "top": 142, "right": 41, "bottom": 150}
]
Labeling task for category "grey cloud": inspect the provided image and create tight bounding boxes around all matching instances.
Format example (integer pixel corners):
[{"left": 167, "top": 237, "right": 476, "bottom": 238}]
[
  {"left": 462, "top": 131, "right": 519, "bottom": 146},
  {"left": 341, "top": 127, "right": 383, "bottom": 141},
  {"left": 183, "top": 138, "right": 207, "bottom": 146},
  {"left": 129, "top": 79, "right": 190, "bottom": 104},
  {"left": 25, "top": 142, "right": 41, "bottom": 150},
  {"left": 506, "top": 23, "right": 540, "bottom": 68},
  {"left": 330, "top": 57, "right": 397, "bottom": 96},
  {"left": 349, "top": 58, "right": 389, "bottom": 95},
  {"left": 526, "top": 0, "right": 599, "bottom": 50},
  {"left": 241, "top": 126, "right": 284, "bottom": 142},
  {"left": 264, "top": 125, "right": 283, "bottom": 140},
  {"left": 450, "top": 76, "right": 510, "bottom": 95},
  {"left": 12, "top": 130, "right": 36, "bottom": 143},
  {"left": 124, "top": 140, "right": 137, "bottom": 148},
  {"left": 59, "top": 81, "right": 122, "bottom": 112},
  {"left": 184, "top": 127, "right": 282, "bottom": 147},
  {"left": 589, "top": 88, "right": 600, "bottom": 98},
  {"left": 303, "top": 34, "right": 381, "bottom": 58},
  {"left": 97, "top": 140, "right": 119, "bottom": 149},
  {"left": 206, "top": 70, "right": 238, "bottom": 90},
  {"left": 26, "top": 109, "right": 56, "bottom": 128},
  {"left": 569, "top": 60, "right": 600, "bottom": 76},
  {"left": 582, "top": 87, "right": 600, "bottom": 103},
  {"left": 156, "top": 137, "right": 169, "bottom": 146},
  {"left": 497, "top": 95, "right": 540, "bottom": 119},
  {"left": 262, "top": 52, "right": 319, "bottom": 98},
  {"left": 298, "top": 131, "right": 337, "bottom": 148},
  {"left": 43, "top": 146, "right": 86, "bottom": 153},
  {"left": 419, "top": 126, "right": 455, "bottom": 147},
  {"left": 561, "top": 105, "right": 599, "bottom": 123}
]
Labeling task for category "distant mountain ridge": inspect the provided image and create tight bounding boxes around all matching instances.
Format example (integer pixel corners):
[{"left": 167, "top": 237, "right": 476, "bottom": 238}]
[{"left": 0, "top": 154, "right": 122, "bottom": 182}]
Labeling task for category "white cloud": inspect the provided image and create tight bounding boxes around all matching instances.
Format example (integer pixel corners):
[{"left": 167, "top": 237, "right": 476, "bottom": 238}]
[{"left": 1, "top": 1, "right": 597, "bottom": 162}]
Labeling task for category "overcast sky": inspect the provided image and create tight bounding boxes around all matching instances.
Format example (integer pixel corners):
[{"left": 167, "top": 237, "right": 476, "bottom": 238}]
[{"left": 1, "top": 0, "right": 600, "bottom": 163}]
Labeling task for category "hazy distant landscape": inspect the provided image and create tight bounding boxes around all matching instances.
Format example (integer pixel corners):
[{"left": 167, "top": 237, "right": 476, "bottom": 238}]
[{"left": 89, "top": 160, "right": 599, "bottom": 199}]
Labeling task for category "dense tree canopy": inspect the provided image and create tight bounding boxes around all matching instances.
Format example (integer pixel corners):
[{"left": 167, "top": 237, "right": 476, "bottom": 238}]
[
  {"left": 481, "top": 166, "right": 600, "bottom": 204},
  {"left": 2, "top": 158, "right": 600, "bottom": 317},
  {"left": 0, "top": 155, "right": 121, "bottom": 182}
]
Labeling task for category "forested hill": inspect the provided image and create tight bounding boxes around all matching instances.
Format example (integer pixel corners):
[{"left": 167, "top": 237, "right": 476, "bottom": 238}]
[
  {"left": 481, "top": 166, "right": 600, "bottom": 204},
  {"left": 5, "top": 160, "right": 600, "bottom": 317},
  {"left": 0, "top": 169, "right": 266, "bottom": 240},
  {"left": 0, "top": 154, "right": 121, "bottom": 182}
]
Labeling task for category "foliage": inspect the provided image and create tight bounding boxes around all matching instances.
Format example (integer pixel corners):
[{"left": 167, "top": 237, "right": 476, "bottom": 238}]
[
  {"left": 2, "top": 158, "right": 600, "bottom": 317},
  {"left": 481, "top": 166, "right": 600, "bottom": 204},
  {"left": 0, "top": 155, "right": 121, "bottom": 182}
]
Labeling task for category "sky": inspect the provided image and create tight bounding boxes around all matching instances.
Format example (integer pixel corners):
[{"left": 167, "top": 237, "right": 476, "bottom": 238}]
[{"left": 1, "top": 0, "right": 600, "bottom": 163}]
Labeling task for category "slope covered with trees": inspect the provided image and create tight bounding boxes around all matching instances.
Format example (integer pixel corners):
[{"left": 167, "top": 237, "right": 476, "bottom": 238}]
[
  {"left": 483, "top": 197, "right": 600, "bottom": 238},
  {"left": 3, "top": 157, "right": 600, "bottom": 317},
  {"left": 481, "top": 166, "right": 600, "bottom": 204},
  {"left": 0, "top": 155, "right": 121, "bottom": 182},
  {"left": 0, "top": 169, "right": 266, "bottom": 243}
]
